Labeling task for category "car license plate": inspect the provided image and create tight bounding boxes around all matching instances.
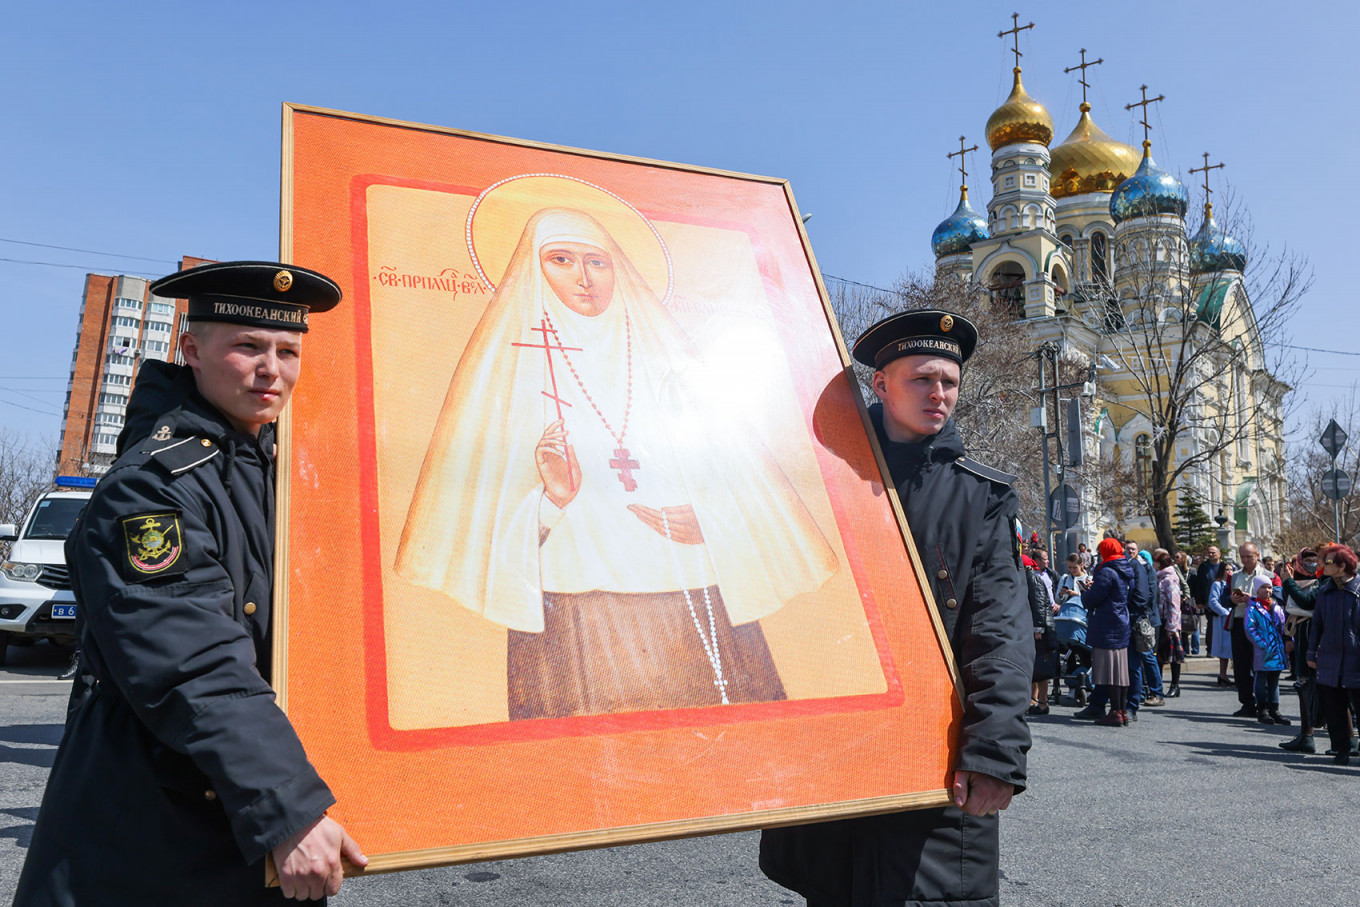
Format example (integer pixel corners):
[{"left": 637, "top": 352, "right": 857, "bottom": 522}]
[{"left": 50, "top": 604, "right": 77, "bottom": 619}]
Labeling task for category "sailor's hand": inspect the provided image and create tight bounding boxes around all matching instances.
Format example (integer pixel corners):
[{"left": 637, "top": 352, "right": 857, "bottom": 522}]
[
  {"left": 536, "top": 420, "right": 580, "bottom": 508},
  {"left": 952, "top": 770, "right": 1014, "bottom": 818},
  {"left": 273, "top": 815, "right": 367, "bottom": 900},
  {"left": 629, "top": 504, "right": 704, "bottom": 544}
]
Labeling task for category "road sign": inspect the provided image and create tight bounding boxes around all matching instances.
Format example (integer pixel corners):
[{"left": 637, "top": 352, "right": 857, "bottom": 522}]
[
  {"left": 1049, "top": 484, "right": 1080, "bottom": 523},
  {"left": 1322, "top": 468, "right": 1352, "bottom": 501},
  {"left": 1321, "top": 419, "right": 1348, "bottom": 459}
]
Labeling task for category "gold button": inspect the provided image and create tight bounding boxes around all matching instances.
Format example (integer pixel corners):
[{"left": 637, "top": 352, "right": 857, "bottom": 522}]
[
  {"left": 200, "top": 439, "right": 212, "bottom": 447},
  {"left": 244, "top": 602, "right": 257, "bottom": 616},
  {"left": 937, "top": 569, "right": 949, "bottom": 580},
  {"left": 945, "top": 598, "right": 958, "bottom": 609},
  {"left": 204, "top": 790, "right": 217, "bottom": 801}
]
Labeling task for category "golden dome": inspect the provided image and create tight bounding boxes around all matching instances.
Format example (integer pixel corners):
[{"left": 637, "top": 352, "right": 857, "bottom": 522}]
[
  {"left": 986, "top": 68, "right": 1054, "bottom": 150},
  {"left": 1049, "top": 103, "right": 1142, "bottom": 199}
]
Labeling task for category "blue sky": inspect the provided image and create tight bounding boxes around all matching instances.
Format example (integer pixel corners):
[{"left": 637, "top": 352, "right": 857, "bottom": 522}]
[{"left": 3, "top": 0, "right": 1355, "bottom": 448}]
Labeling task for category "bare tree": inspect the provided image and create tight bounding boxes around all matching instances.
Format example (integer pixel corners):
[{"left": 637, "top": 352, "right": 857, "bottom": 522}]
[
  {"left": 0, "top": 431, "right": 58, "bottom": 553},
  {"left": 824, "top": 271, "right": 1125, "bottom": 538},
  {"left": 1281, "top": 391, "right": 1360, "bottom": 553},
  {"left": 1084, "top": 190, "right": 1311, "bottom": 552}
]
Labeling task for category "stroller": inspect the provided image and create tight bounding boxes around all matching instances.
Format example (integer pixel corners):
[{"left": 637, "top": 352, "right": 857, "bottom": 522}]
[{"left": 1054, "top": 598, "right": 1093, "bottom": 705}]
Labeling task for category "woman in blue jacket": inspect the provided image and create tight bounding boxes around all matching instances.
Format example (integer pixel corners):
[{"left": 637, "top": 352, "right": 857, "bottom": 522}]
[
  {"left": 1307, "top": 544, "right": 1360, "bottom": 765},
  {"left": 1084, "top": 538, "right": 1133, "bottom": 726}
]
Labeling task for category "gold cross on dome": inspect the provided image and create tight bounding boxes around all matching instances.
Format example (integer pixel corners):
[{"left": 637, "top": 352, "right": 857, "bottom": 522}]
[
  {"left": 1124, "top": 84, "right": 1165, "bottom": 146},
  {"left": 947, "top": 136, "right": 979, "bottom": 191},
  {"left": 1189, "top": 152, "right": 1226, "bottom": 203},
  {"left": 998, "top": 13, "right": 1035, "bottom": 68},
  {"left": 1063, "top": 48, "right": 1104, "bottom": 106}
]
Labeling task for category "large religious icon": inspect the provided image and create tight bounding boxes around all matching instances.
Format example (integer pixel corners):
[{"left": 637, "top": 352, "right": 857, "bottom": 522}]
[
  {"left": 278, "top": 104, "right": 963, "bottom": 875},
  {"left": 394, "top": 180, "right": 843, "bottom": 721}
]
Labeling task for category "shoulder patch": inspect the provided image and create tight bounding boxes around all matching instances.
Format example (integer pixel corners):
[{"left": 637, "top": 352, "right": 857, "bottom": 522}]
[
  {"left": 147, "top": 436, "right": 221, "bottom": 476},
  {"left": 954, "top": 456, "right": 1017, "bottom": 486},
  {"left": 120, "top": 511, "right": 188, "bottom": 581}
]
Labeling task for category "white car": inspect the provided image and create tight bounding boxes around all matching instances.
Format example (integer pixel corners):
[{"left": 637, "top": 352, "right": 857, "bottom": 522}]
[{"left": 0, "top": 486, "right": 92, "bottom": 665}]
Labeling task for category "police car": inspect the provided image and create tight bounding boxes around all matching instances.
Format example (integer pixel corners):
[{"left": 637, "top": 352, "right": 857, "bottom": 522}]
[{"left": 0, "top": 477, "right": 94, "bottom": 665}]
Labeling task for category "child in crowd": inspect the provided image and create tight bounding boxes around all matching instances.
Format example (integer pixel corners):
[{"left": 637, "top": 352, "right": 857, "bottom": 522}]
[{"left": 1245, "top": 575, "right": 1290, "bottom": 725}]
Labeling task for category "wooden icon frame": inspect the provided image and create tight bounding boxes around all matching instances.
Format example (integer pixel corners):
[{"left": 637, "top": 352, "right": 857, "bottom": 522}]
[{"left": 275, "top": 103, "right": 961, "bottom": 875}]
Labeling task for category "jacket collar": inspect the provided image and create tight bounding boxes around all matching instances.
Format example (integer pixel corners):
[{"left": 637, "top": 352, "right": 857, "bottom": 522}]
[
  {"left": 117, "top": 360, "right": 271, "bottom": 456},
  {"left": 868, "top": 403, "right": 966, "bottom": 463}
]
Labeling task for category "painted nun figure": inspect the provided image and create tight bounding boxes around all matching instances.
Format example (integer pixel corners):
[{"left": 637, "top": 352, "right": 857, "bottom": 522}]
[{"left": 395, "top": 207, "right": 838, "bottom": 719}]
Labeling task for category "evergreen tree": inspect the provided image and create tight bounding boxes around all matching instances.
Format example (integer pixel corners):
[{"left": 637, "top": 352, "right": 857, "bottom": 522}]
[{"left": 1173, "top": 487, "right": 1217, "bottom": 554}]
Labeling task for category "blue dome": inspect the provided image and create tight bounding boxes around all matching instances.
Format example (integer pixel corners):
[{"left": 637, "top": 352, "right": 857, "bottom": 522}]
[
  {"left": 1110, "top": 144, "right": 1188, "bottom": 223},
  {"left": 1189, "top": 204, "right": 1247, "bottom": 273},
  {"left": 931, "top": 188, "right": 990, "bottom": 258}
]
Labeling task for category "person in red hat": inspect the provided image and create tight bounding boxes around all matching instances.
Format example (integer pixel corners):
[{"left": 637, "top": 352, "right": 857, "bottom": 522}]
[{"left": 1080, "top": 538, "right": 1135, "bottom": 726}]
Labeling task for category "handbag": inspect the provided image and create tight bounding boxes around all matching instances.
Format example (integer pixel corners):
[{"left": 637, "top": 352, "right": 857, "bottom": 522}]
[
  {"left": 1133, "top": 616, "right": 1157, "bottom": 653},
  {"left": 1032, "top": 647, "right": 1060, "bottom": 682},
  {"left": 1180, "top": 611, "right": 1197, "bottom": 634},
  {"left": 1284, "top": 613, "right": 1310, "bottom": 639}
]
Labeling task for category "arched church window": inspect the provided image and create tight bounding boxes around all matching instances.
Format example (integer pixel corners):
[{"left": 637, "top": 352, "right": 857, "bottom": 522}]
[
  {"left": 989, "top": 262, "right": 1026, "bottom": 320},
  {"left": 1135, "top": 434, "right": 1152, "bottom": 501},
  {"left": 1103, "top": 295, "right": 1124, "bottom": 332},
  {"left": 1052, "top": 266, "right": 1069, "bottom": 302},
  {"left": 1091, "top": 231, "right": 1109, "bottom": 283},
  {"left": 1059, "top": 233, "right": 1074, "bottom": 248}
]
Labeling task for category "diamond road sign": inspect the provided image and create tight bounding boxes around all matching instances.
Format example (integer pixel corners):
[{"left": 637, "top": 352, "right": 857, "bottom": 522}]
[
  {"left": 1321, "top": 419, "right": 1348, "bottom": 459},
  {"left": 1322, "top": 469, "right": 1352, "bottom": 501}
]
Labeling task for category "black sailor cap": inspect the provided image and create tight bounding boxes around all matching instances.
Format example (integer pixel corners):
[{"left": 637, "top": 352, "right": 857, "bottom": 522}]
[
  {"left": 851, "top": 308, "right": 978, "bottom": 370},
  {"left": 149, "top": 260, "right": 342, "bottom": 334}
]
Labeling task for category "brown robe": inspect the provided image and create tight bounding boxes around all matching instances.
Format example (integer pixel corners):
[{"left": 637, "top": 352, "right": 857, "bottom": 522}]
[{"left": 507, "top": 586, "right": 785, "bottom": 719}]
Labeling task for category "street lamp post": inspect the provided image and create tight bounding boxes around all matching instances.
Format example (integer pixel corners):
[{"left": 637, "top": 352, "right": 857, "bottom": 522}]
[{"left": 1033, "top": 344, "right": 1091, "bottom": 567}]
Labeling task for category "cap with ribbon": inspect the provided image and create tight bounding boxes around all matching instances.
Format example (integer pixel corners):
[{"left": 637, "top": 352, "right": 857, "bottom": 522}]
[
  {"left": 149, "top": 260, "right": 342, "bottom": 333},
  {"left": 851, "top": 309, "right": 978, "bottom": 370}
]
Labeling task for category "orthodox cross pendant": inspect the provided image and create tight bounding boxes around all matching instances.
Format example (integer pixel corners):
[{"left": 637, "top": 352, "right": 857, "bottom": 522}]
[{"left": 609, "top": 448, "right": 640, "bottom": 492}]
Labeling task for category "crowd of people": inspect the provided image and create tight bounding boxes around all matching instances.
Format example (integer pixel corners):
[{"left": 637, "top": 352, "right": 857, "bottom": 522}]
[{"left": 1022, "top": 536, "right": 1360, "bottom": 764}]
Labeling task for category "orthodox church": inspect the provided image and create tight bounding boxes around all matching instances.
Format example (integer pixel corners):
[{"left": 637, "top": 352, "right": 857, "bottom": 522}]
[{"left": 927, "top": 36, "right": 1288, "bottom": 553}]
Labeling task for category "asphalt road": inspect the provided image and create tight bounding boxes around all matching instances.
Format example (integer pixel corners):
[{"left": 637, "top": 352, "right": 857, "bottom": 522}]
[{"left": 2, "top": 646, "right": 1356, "bottom": 906}]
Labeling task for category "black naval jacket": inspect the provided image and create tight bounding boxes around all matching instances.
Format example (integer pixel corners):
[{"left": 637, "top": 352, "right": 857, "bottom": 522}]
[
  {"left": 15, "top": 361, "right": 334, "bottom": 906},
  {"left": 761, "top": 408, "right": 1032, "bottom": 907}
]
